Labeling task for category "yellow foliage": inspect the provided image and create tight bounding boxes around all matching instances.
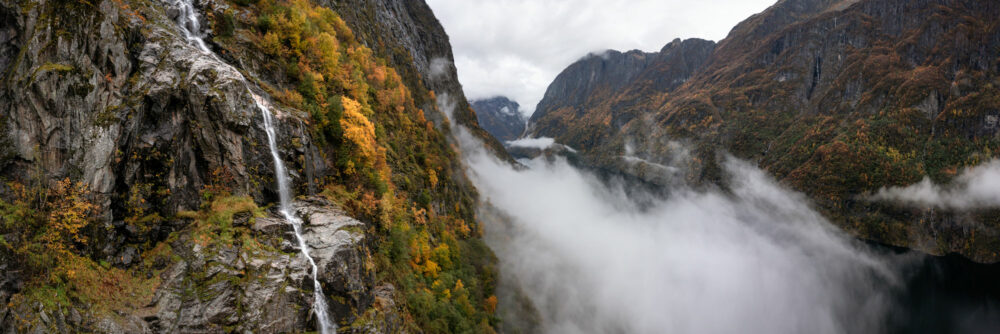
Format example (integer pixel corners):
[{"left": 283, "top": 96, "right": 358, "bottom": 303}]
[
  {"left": 428, "top": 169, "right": 438, "bottom": 188},
  {"left": 432, "top": 243, "right": 452, "bottom": 269},
  {"left": 54, "top": 253, "right": 159, "bottom": 314},
  {"left": 455, "top": 218, "right": 472, "bottom": 237},
  {"left": 340, "top": 96, "right": 378, "bottom": 162},
  {"left": 378, "top": 191, "right": 395, "bottom": 227},
  {"left": 369, "top": 65, "right": 387, "bottom": 84},
  {"left": 42, "top": 179, "right": 97, "bottom": 254},
  {"left": 260, "top": 31, "right": 283, "bottom": 56},
  {"left": 312, "top": 32, "right": 340, "bottom": 73},
  {"left": 423, "top": 259, "right": 440, "bottom": 278},
  {"left": 271, "top": 89, "right": 303, "bottom": 109},
  {"left": 412, "top": 206, "right": 428, "bottom": 225}
]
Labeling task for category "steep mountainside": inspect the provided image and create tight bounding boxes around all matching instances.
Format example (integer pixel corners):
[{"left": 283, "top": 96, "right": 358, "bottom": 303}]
[
  {"left": 325, "top": 0, "right": 510, "bottom": 158},
  {"left": 529, "top": 0, "right": 1000, "bottom": 262},
  {"left": 530, "top": 39, "right": 716, "bottom": 151},
  {"left": 471, "top": 96, "right": 525, "bottom": 143},
  {"left": 0, "top": 0, "right": 499, "bottom": 332}
]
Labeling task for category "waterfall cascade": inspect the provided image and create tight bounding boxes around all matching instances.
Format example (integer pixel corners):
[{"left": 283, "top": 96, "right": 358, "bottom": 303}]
[
  {"left": 170, "top": 0, "right": 335, "bottom": 332},
  {"left": 252, "top": 94, "right": 336, "bottom": 333}
]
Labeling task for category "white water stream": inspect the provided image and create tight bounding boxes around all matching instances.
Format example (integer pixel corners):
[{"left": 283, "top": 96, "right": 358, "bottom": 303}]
[{"left": 170, "top": 0, "right": 335, "bottom": 332}]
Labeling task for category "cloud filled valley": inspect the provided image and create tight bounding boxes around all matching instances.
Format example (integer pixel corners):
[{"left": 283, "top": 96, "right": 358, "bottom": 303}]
[
  {"left": 440, "top": 87, "right": 1000, "bottom": 332},
  {"left": 468, "top": 150, "right": 896, "bottom": 333}
]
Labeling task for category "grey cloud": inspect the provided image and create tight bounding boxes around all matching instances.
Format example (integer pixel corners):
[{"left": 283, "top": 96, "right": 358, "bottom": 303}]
[
  {"left": 425, "top": 0, "right": 776, "bottom": 114},
  {"left": 428, "top": 57, "right": 452, "bottom": 80}
]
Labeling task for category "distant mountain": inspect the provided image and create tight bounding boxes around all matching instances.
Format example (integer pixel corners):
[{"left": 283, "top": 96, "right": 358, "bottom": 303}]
[
  {"left": 529, "top": 0, "right": 1000, "bottom": 262},
  {"left": 530, "top": 39, "right": 716, "bottom": 149},
  {"left": 472, "top": 96, "right": 527, "bottom": 142}
]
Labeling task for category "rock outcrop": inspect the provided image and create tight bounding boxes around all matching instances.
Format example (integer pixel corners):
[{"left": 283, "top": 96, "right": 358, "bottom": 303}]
[
  {"left": 1, "top": 197, "right": 404, "bottom": 333},
  {"left": 144, "top": 197, "right": 400, "bottom": 333},
  {"left": 471, "top": 96, "right": 526, "bottom": 143}
]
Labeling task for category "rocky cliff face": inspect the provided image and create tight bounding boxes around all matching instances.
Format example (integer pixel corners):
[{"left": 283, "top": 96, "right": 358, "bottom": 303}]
[
  {"left": 325, "top": 0, "right": 510, "bottom": 158},
  {"left": 471, "top": 97, "right": 525, "bottom": 143},
  {"left": 529, "top": 39, "right": 716, "bottom": 152},
  {"left": 3, "top": 196, "right": 392, "bottom": 333},
  {"left": 0, "top": 0, "right": 303, "bottom": 265},
  {"left": 529, "top": 0, "right": 1000, "bottom": 262},
  {"left": 534, "top": 49, "right": 657, "bottom": 117},
  {"left": 0, "top": 0, "right": 499, "bottom": 331}
]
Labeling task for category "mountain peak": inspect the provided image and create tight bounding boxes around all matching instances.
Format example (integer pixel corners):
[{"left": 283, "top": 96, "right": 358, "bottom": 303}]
[{"left": 471, "top": 96, "right": 527, "bottom": 142}]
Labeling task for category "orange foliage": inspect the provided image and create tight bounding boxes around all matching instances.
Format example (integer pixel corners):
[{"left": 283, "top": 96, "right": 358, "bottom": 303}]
[
  {"left": 484, "top": 295, "right": 498, "bottom": 314},
  {"left": 42, "top": 179, "right": 97, "bottom": 253}
]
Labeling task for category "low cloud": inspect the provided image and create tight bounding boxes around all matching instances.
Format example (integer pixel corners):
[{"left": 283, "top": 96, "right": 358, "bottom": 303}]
[
  {"left": 469, "top": 149, "right": 899, "bottom": 333},
  {"left": 506, "top": 137, "right": 555, "bottom": 150},
  {"left": 428, "top": 58, "right": 452, "bottom": 80},
  {"left": 433, "top": 93, "right": 999, "bottom": 334},
  {"left": 870, "top": 160, "right": 1000, "bottom": 209},
  {"left": 438, "top": 92, "right": 898, "bottom": 332}
]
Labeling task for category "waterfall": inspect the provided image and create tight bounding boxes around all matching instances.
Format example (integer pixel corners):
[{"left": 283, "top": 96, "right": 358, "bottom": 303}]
[
  {"left": 170, "top": 0, "right": 335, "bottom": 332},
  {"left": 173, "top": 0, "right": 210, "bottom": 53},
  {"left": 251, "top": 95, "right": 336, "bottom": 333}
]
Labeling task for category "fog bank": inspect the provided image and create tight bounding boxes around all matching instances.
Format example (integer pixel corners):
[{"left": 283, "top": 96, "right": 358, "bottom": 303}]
[
  {"left": 468, "top": 149, "right": 900, "bottom": 333},
  {"left": 871, "top": 160, "right": 1000, "bottom": 209},
  {"left": 437, "top": 94, "right": 998, "bottom": 333}
]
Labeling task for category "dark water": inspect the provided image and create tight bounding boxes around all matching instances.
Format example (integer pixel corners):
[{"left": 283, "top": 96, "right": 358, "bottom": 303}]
[{"left": 883, "top": 248, "right": 1000, "bottom": 333}]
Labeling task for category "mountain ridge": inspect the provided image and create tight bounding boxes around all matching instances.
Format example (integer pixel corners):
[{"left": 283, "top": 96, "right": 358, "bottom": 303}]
[{"left": 528, "top": 0, "right": 1000, "bottom": 262}]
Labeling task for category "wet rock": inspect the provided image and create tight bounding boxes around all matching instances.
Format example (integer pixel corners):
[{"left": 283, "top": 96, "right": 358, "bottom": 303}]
[
  {"left": 140, "top": 197, "right": 395, "bottom": 332},
  {"left": 0, "top": 0, "right": 447, "bottom": 331},
  {"left": 0, "top": 0, "right": 329, "bottom": 266},
  {"left": 252, "top": 216, "right": 288, "bottom": 234}
]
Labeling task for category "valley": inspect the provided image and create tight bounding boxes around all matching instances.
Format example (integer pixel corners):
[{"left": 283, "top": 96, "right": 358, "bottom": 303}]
[{"left": 1, "top": 0, "right": 998, "bottom": 332}]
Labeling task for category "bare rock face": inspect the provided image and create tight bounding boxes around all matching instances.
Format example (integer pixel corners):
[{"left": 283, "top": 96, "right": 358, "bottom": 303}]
[
  {"left": 535, "top": 49, "right": 658, "bottom": 114},
  {"left": 0, "top": 197, "right": 403, "bottom": 333},
  {"left": 471, "top": 97, "right": 526, "bottom": 143},
  {"left": 528, "top": 39, "right": 716, "bottom": 150},
  {"left": 0, "top": 0, "right": 329, "bottom": 267},
  {"left": 293, "top": 197, "right": 372, "bottom": 321},
  {"left": 145, "top": 197, "right": 396, "bottom": 333}
]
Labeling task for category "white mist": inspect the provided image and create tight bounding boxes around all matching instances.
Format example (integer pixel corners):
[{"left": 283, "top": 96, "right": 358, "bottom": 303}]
[{"left": 440, "top": 94, "right": 900, "bottom": 334}]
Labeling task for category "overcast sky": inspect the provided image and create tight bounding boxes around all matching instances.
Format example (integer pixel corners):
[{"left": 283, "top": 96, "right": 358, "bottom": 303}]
[{"left": 425, "top": 0, "right": 776, "bottom": 115}]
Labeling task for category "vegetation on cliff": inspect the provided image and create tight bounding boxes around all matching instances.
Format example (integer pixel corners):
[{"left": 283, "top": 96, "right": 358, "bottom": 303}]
[
  {"left": 1, "top": 0, "right": 498, "bottom": 331},
  {"left": 210, "top": 0, "right": 498, "bottom": 330}
]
